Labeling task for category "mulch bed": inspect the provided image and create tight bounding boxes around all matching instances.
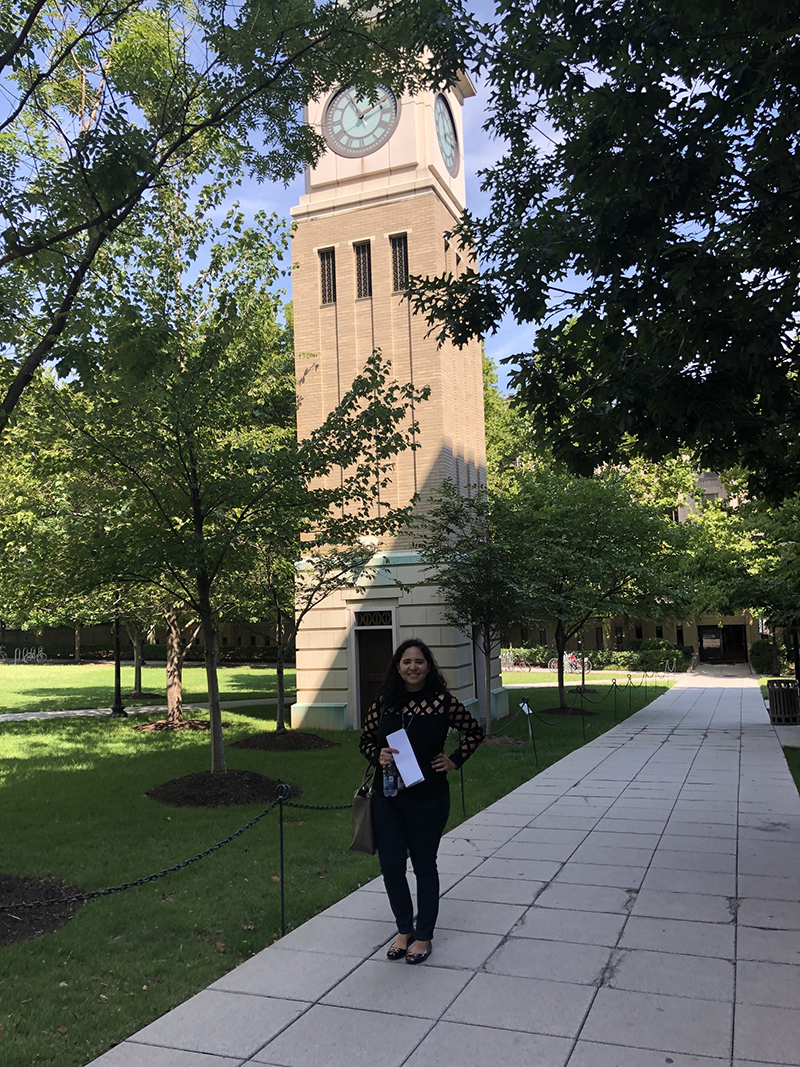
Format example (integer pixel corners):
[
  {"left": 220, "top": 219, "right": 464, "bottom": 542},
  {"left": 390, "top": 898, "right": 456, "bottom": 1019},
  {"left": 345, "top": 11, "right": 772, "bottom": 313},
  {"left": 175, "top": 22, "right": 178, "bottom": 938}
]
[
  {"left": 133, "top": 719, "right": 232, "bottom": 732},
  {"left": 146, "top": 769, "right": 301, "bottom": 807},
  {"left": 0, "top": 875, "right": 83, "bottom": 948},
  {"left": 230, "top": 730, "right": 339, "bottom": 752}
]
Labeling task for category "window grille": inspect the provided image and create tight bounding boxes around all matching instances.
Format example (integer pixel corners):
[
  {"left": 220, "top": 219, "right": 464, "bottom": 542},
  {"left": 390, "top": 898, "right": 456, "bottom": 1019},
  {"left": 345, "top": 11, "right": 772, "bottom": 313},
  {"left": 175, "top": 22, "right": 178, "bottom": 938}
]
[
  {"left": 319, "top": 248, "right": 337, "bottom": 304},
  {"left": 354, "top": 610, "right": 392, "bottom": 627},
  {"left": 391, "top": 234, "right": 409, "bottom": 291},
  {"left": 354, "top": 242, "right": 372, "bottom": 298}
]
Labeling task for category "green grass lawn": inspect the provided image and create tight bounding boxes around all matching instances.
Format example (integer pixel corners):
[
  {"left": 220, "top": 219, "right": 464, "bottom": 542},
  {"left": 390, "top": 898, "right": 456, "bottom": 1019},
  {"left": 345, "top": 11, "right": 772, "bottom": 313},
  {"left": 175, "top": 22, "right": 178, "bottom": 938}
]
[
  {"left": 0, "top": 663, "right": 296, "bottom": 714},
  {"left": 785, "top": 747, "right": 800, "bottom": 797},
  {"left": 503, "top": 668, "right": 683, "bottom": 686},
  {"left": 0, "top": 681, "right": 670, "bottom": 1067}
]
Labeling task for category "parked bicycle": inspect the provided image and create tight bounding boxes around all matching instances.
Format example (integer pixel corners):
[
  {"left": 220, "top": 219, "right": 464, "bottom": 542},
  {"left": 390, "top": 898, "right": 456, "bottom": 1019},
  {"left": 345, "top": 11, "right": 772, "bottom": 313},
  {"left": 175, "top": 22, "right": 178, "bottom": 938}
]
[{"left": 548, "top": 652, "right": 592, "bottom": 674}]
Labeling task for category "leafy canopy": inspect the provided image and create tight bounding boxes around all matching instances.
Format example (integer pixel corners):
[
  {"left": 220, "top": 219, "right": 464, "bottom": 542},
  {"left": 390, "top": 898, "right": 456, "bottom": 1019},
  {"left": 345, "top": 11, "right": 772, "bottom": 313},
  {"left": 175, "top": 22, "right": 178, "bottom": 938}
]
[
  {"left": 0, "top": 0, "right": 473, "bottom": 432},
  {"left": 411, "top": 0, "right": 800, "bottom": 499}
]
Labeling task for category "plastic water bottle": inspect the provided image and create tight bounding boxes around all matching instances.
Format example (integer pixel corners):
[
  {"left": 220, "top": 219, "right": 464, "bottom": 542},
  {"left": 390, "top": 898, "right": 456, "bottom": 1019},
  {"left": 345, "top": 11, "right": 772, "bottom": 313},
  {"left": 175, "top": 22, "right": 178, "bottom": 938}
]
[{"left": 383, "top": 764, "right": 398, "bottom": 797}]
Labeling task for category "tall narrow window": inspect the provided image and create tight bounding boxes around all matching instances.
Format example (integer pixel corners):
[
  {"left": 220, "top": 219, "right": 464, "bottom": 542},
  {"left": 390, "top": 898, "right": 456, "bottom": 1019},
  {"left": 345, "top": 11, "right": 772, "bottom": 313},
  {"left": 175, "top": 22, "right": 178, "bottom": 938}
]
[
  {"left": 391, "top": 234, "right": 408, "bottom": 291},
  {"left": 354, "top": 241, "right": 372, "bottom": 298},
  {"left": 319, "top": 248, "right": 336, "bottom": 305}
]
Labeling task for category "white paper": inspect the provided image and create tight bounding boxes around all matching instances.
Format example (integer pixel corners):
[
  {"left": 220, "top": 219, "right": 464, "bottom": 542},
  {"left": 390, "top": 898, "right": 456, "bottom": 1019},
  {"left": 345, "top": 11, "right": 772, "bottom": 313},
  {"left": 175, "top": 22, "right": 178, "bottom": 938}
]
[{"left": 385, "top": 728, "right": 425, "bottom": 787}]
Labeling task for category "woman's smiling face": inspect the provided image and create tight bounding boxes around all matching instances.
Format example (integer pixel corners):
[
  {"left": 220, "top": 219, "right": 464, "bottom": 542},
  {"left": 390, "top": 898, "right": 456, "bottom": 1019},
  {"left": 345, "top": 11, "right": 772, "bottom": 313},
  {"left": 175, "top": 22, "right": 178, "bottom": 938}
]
[{"left": 398, "top": 646, "right": 429, "bottom": 691}]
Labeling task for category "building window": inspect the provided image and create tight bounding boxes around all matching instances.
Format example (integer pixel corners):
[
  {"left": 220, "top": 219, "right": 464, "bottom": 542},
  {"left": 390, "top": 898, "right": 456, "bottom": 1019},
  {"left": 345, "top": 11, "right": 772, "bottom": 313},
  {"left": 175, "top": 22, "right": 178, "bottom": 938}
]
[
  {"left": 354, "top": 241, "right": 372, "bottom": 298},
  {"left": 391, "top": 234, "right": 408, "bottom": 291},
  {"left": 539, "top": 628, "right": 547, "bottom": 645},
  {"left": 655, "top": 625, "right": 663, "bottom": 639},
  {"left": 319, "top": 248, "right": 336, "bottom": 304},
  {"left": 520, "top": 626, "right": 529, "bottom": 642},
  {"left": 635, "top": 625, "right": 643, "bottom": 640},
  {"left": 615, "top": 626, "right": 624, "bottom": 650},
  {"left": 595, "top": 626, "right": 604, "bottom": 651},
  {"left": 250, "top": 635, "right": 257, "bottom": 646},
  {"left": 676, "top": 626, "right": 684, "bottom": 646}
]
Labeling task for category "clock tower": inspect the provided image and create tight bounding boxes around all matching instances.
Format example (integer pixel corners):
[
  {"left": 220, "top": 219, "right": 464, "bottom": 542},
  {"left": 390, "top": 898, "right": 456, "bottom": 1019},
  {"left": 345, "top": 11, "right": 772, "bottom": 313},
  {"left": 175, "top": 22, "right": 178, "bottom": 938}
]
[{"left": 290, "top": 76, "right": 506, "bottom": 730}]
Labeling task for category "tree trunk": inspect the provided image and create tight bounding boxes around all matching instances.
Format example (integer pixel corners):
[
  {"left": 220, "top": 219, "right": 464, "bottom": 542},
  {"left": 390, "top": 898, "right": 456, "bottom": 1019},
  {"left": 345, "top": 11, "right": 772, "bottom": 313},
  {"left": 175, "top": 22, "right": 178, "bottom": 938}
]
[
  {"left": 794, "top": 628, "right": 800, "bottom": 685},
  {"left": 771, "top": 630, "right": 780, "bottom": 675},
  {"left": 197, "top": 574, "right": 226, "bottom": 774},
  {"left": 74, "top": 624, "right": 81, "bottom": 663},
  {"left": 124, "top": 625, "right": 145, "bottom": 696},
  {"left": 483, "top": 636, "right": 493, "bottom": 737},
  {"left": 132, "top": 636, "right": 144, "bottom": 696},
  {"left": 555, "top": 620, "right": 568, "bottom": 709},
  {"left": 165, "top": 608, "right": 186, "bottom": 727}
]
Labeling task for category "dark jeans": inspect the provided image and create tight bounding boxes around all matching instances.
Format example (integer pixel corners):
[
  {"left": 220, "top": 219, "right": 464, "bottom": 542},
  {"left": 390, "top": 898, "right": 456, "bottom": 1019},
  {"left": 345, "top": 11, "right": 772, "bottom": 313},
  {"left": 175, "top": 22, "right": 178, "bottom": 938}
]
[{"left": 371, "top": 787, "right": 450, "bottom": 941}]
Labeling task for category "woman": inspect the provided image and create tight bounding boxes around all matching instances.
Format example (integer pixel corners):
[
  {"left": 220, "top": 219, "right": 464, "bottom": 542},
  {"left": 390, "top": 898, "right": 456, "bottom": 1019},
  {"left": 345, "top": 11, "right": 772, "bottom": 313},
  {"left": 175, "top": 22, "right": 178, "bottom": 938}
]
[{"left": 359, "top": 638, "right": 485, "bottom": 964}]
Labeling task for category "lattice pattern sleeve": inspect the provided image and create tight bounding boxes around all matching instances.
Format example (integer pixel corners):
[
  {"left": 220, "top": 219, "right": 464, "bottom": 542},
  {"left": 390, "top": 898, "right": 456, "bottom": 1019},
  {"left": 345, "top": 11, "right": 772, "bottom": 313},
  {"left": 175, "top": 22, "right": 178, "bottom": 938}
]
[
  {"left": 446, "top": 696, "right": 485, "bottom": 768},
  {"left": 359, "top": 701, "right": 382, "bottom": 766}
]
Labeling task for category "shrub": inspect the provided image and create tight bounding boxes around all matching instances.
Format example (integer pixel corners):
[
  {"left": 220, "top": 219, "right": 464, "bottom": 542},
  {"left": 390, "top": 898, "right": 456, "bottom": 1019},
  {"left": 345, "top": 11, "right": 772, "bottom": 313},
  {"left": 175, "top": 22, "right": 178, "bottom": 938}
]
[{"left": 749, "top": 638, "right": 782, "bottom": 676}]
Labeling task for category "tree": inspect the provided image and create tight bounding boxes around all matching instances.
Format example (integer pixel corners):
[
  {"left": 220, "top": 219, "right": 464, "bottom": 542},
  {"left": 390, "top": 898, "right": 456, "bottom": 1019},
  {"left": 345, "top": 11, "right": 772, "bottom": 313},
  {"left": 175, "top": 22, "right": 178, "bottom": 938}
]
[
  {"left": 743, "top": 496, "right": 800, "bottom": 682},
  {"left": 0, "top": 0, "right": 470, "bottom": 434},
  {"left": 508, "top": 470, "right": 684, "bottom": 708},
  {"left": 410, "top": 0, "right": 800, "bottom": 499},
  {"left": 415, "top": 481, "right": 528, "bottom": 733},
  {"left": 236, "top": 542, "right": 390, "bottom": 733}
]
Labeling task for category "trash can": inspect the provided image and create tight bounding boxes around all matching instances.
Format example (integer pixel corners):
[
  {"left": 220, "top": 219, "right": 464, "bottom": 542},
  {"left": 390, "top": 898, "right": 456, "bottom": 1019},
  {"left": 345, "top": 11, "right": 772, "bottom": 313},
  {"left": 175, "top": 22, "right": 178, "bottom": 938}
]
[{"left": 766, "top": 679, "right": 800, "bottom": 725}]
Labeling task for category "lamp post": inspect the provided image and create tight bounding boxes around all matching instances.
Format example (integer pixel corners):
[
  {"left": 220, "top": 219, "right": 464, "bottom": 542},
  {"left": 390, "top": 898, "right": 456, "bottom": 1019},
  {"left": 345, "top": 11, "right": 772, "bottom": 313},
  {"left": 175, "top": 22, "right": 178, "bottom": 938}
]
[{"left": 110, "top": 612, "right": 127, "bottom": 717}]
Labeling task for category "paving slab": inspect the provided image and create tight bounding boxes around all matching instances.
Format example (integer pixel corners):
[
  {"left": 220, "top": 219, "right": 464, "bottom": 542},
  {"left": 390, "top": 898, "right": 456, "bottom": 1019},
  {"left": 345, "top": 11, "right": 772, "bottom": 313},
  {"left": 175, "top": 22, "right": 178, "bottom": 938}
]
[
  {"left": 319, "top": 958, "right": 471, "bottom": 1017},
  {"left": 82, "top": 671, "right": 800, "bottom": 1067},
  {"left": 630, "top": 888, "right": 734, "bottom": 924},
  {"left": 403, "top": 1020, "right": 572, "bottom": 1067},
  {"left": 484, "top": 936, "right": 610, "bottom": 985},
  {"left": 605, "top": 947, "right": 734, "bottom": 1001},
  {"left": 249, "top": 1004, "right": 432, "bottom": 1067},
  {"left": 510, "top": 905, "right": 627, "bottom": 947},
  {"left": 117, "top": 989, "right": 309, "bottom": 1060},
  {"left": 736, "top": 960, "right": 800, "bottom": 1008},
  {"left": 567, "top": 1043, "right": 728, "bottom": 1067},
  {"left": 580, "top": 987, "right": 733, "bottom": 1058},
  {"left": 442, "top": 972, "right": 595, "bottom": 1038},
  {"left": 734, "top": 1002, "right": 800, "bottom": 1065}
]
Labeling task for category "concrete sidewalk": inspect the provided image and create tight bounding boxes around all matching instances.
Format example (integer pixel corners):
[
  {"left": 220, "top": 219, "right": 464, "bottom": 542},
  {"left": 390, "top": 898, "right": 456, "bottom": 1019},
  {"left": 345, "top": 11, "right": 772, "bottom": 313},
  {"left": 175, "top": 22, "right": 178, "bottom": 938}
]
[{"left": 87, "top": 672, "right": 800, "bottom": 1067}]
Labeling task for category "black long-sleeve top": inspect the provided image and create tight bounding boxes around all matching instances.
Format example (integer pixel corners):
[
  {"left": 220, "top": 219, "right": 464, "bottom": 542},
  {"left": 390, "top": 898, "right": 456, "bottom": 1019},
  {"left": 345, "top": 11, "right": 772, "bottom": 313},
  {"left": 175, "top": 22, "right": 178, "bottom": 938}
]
[{"left": 359, "top": 689, "right": 485, "bottom": 799}]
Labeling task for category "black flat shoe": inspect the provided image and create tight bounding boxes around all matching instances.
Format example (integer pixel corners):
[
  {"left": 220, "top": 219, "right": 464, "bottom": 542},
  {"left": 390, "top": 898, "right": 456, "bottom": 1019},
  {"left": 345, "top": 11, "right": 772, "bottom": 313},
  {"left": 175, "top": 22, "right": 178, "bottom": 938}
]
[
  {"left": 405, "top": 941, "right": 432, "bottom": 965},
  {"left": 387, "top": 937, "right": 411, "bottom": 961}
]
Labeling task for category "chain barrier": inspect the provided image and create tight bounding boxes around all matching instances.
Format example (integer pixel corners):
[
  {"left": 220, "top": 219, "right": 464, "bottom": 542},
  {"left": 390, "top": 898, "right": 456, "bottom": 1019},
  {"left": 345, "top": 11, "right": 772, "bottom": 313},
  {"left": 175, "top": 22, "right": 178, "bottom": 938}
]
[
  {"left": 0, "top": 797, "right": 282, "bottom": 914},
  {"left": 3, "top": 672, "right": 670, "bottom": 924}
]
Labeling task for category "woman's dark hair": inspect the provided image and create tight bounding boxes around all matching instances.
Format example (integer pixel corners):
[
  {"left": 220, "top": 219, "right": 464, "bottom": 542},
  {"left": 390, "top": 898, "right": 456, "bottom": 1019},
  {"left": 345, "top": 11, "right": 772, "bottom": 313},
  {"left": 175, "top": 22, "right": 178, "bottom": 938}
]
[{"left": 380, "top": 638, "right": 448, "bottom": 708}]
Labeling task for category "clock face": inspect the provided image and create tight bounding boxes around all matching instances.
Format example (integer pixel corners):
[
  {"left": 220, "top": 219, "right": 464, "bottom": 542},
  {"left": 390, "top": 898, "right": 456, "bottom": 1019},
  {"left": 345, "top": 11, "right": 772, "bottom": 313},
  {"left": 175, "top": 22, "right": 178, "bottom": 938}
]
[
  {"left": 435, "top": 94, "right": 459, "bottom": 177},
  {"left": 323, "top": 84, "right": 399, "bottom": 158}
]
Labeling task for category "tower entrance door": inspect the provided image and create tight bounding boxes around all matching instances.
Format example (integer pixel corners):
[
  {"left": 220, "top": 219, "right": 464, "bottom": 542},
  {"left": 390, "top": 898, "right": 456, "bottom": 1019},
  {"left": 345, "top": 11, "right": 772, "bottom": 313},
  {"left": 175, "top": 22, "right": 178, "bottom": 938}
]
[{"left": 355, "top": 611, "right": 394, "bottom": 727}]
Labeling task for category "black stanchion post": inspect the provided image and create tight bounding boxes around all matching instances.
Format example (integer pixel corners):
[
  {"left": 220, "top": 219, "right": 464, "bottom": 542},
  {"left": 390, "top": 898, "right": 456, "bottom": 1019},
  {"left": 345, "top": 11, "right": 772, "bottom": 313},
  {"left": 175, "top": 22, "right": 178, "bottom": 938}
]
[
  {"left": 459, "top": 765, "right": 466, "bottom": 820},
  {"left": 580, "top": 687, "right": 586, "bottom": 743},
  {"left": 628, "top": 675, "right": 632, "bottom": 715},
  {"left": 613, "top": 680, "right": 618, "bottom": 724},
  {"left": 276, "top": 784, "right": 291, "bottom": 937}
]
